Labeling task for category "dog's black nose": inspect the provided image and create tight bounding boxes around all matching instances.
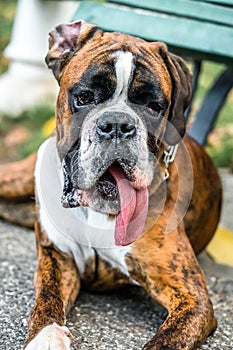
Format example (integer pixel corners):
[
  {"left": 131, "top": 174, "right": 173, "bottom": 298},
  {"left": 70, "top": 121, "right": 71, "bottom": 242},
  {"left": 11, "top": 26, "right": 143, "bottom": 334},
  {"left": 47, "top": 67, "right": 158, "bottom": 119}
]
[{"left": 96, "top": 113, "right": 136, "bottom": 140}]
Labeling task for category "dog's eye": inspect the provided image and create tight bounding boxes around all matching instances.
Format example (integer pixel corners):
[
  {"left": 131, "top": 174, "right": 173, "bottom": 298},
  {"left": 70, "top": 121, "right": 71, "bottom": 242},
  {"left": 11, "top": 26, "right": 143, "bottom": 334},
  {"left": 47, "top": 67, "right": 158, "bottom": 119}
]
[
  {"left": 129, "top": 90, "right": 164, "bottom": 115},
  {"left": 74, "top": 90, "right": 95, "bottom": 107},
  {"left": 148, "top": 101, "right": 163, "bottom": 114}
]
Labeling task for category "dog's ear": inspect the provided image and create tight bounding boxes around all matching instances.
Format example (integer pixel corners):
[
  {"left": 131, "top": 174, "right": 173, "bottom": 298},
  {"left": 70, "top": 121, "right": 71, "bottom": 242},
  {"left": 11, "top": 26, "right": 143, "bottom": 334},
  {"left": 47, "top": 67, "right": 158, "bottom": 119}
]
[
  {"left": 45, "top": 20, "right": 99, "bottom": 83},
  {"left": 155, "top": 43, "right": 192, "bottom": 145}
]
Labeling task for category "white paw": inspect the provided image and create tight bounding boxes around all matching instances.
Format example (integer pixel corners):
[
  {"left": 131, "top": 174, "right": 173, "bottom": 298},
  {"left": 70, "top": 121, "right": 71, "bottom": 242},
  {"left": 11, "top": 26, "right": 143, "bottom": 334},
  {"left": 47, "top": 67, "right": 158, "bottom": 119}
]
[{"left": 24, "top": 323, "right": 72, "bottom": 350}]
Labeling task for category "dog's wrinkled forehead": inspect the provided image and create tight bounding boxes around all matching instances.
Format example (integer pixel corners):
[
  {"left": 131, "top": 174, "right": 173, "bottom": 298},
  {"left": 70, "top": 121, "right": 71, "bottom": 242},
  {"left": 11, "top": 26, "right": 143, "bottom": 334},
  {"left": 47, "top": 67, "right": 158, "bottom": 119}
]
[
  {"left": 67, "top": 49, "right": 170, "bottom": 111},
  {"left": 45, "top": 20, "right": 171, "bottom": 101},
  {"left": 60, "top": 35, "right": 172, "bottom": 102},
  {"left": 70, "top": 51, "right": 134, "bottom": 104}
]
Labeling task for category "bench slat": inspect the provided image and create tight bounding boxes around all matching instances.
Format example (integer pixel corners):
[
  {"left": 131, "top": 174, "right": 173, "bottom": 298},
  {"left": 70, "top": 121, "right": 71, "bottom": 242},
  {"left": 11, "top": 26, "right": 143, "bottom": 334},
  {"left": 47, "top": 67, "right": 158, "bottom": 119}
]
[
  {"left": 108, "top": 0, "right": 233, "bottom": 26},
  {"left": 192, "top": 0, "right": 233, "bottom": 6},
  {"left": 73, "top": 1, "right": 233, "bottom": 64}
]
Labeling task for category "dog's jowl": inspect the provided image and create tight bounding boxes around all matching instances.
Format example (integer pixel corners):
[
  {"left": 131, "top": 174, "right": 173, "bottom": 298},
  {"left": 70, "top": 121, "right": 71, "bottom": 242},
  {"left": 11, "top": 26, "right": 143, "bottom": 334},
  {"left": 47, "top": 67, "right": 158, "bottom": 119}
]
[{"left": 23, "top": 20, "right": 222, "bottom": 350}]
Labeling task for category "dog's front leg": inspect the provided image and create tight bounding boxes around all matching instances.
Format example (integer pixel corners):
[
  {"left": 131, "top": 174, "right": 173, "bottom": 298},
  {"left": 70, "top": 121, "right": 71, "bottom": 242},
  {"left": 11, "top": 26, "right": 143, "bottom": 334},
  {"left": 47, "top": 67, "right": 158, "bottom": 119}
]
[
  {"left": 23, "top": 222, "right": 80, "bottom": 350},
  {"left": 127, "top": 222, "right": 217, "bottom": 350}
]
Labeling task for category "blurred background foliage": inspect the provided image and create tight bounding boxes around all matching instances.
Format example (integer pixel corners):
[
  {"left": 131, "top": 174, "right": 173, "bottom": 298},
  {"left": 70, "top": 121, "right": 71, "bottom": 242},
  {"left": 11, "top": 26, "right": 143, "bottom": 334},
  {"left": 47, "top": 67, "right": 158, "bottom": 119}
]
[
  {"left": 0, "top": 0, "right": 232, "bottom": 167},
  {"left": 0, "top": 0, "right": 54, "bottom": 161},
  {"left": 0, "top": 0, "right": 16, "bottom": 74}
]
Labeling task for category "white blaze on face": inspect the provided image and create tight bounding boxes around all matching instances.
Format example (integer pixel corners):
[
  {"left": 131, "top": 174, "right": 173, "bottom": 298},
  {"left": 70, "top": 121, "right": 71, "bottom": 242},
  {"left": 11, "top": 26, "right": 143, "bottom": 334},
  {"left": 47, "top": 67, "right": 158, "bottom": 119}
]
[{"left": 113, "top": 51, "right": 134, "bottom": 102}]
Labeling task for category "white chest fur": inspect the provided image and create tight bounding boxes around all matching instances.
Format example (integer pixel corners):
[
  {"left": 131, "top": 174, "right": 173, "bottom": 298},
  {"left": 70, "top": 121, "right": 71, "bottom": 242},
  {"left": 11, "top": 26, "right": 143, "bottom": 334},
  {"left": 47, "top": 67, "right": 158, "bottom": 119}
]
[{"left": 34, "top": 137, "right": 132, "bottom": 276}]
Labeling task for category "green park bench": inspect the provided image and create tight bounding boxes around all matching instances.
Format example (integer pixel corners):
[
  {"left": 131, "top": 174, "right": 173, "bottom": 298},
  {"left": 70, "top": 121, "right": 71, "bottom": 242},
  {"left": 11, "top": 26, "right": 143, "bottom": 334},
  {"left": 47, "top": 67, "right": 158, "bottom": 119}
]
[{"left": 72, "top": 0, "right": 233, "bottom": 145}]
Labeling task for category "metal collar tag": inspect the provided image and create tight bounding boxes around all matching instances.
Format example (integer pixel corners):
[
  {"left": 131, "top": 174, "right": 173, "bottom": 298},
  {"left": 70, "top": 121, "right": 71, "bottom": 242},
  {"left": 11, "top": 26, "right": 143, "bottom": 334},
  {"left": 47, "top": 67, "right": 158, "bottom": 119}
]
[{"left": 163, "top": 144, "right": 179, "bottom": 180}]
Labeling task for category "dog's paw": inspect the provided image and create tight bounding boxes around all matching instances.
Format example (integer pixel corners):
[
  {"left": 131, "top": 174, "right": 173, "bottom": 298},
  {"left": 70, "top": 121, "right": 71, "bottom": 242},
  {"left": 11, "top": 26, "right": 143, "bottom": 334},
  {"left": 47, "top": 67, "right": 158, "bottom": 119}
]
[{"left": 24, "top": 323, "right": 72, "bottom": 350}]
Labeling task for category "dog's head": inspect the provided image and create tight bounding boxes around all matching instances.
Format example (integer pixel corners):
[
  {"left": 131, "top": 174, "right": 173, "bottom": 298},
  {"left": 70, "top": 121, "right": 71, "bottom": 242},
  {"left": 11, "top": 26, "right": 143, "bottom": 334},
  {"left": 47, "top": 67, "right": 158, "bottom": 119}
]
[{"left": 45, "top": 20, "right": 192, "bottom": 240}]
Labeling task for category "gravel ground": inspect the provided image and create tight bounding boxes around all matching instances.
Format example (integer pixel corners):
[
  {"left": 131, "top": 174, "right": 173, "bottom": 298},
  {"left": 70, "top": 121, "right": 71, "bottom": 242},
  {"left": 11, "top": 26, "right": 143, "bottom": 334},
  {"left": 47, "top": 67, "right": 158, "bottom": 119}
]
[
  {"left": 0, "top": 219, "right": 233, "bottom": 350},
  {"left": 219, "top": 170, "right": 233, "bottom": 231}
]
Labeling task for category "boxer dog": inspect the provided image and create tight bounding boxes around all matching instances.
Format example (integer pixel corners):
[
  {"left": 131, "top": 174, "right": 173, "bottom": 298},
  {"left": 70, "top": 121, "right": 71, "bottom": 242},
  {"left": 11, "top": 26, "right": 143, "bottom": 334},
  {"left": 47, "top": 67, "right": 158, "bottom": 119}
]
[{"left": 11, "top": 20, "right": 221, "bottom": 349}]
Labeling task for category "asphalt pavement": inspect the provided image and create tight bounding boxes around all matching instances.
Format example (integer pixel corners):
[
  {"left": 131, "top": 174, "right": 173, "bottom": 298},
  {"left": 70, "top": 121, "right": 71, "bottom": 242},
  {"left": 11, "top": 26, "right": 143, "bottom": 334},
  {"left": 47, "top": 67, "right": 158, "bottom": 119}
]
[{"left": 0, "top": 172, "right": 233, "bottom": 350}]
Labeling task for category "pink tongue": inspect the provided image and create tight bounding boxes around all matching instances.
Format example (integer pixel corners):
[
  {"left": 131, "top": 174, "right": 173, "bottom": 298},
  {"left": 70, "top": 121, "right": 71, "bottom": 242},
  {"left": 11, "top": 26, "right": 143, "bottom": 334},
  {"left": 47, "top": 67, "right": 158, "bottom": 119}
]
[{"left": 109, "top": 166, "right": 149, "bottom": 246}]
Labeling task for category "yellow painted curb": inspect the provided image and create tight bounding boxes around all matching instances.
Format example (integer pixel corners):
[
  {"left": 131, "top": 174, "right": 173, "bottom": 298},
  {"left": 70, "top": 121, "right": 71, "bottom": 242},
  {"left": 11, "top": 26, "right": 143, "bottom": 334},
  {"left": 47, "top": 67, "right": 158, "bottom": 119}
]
[{"left": 207, "top": 227, "right": 233, "bottom": 266}]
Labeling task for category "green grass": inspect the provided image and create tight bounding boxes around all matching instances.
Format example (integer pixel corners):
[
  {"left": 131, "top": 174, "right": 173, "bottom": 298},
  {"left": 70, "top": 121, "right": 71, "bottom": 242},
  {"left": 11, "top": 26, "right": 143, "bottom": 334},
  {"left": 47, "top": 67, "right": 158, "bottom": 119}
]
[
  {"left": 191, "top": 61, "right": 233, "bottom": 167},
  {"left": 14, "top": 105, "right": 55, "bottom": 158},
  {"left": 0, "top": 104, "right": 54, "bottom": 159},
  {"left": 191, "top": 61, "right": 233, "bottom": 126},
  {"left": 207, "top": 135, "right": 233, "bottom": 168},
  {"left": 0, "top": 0, "right": 16, "bottom": 74}
]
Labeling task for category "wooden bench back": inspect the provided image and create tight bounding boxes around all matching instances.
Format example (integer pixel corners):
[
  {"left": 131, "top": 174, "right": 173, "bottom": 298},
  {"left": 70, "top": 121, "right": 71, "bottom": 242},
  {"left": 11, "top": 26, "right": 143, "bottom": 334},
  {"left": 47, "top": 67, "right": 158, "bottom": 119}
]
[{"left": 74, "top": 0, "right": 233, "bottom": 65}]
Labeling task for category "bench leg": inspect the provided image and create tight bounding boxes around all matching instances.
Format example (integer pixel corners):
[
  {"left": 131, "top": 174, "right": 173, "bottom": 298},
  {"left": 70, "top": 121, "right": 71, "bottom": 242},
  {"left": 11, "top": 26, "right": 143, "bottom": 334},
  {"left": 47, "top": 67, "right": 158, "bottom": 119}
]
[
  {"left": 188, "top": 66, "right": 233, "bottom": 146},
  {"left": 185, "top": 60, "right": 202, "bottom": 120}
]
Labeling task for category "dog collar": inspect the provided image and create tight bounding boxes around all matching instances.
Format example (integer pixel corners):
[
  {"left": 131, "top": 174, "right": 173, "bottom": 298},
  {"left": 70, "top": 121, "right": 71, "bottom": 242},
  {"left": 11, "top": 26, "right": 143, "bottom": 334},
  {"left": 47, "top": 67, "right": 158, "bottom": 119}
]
[{"left": 163, "top": 144, "right": 179, "bottom": 180}]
